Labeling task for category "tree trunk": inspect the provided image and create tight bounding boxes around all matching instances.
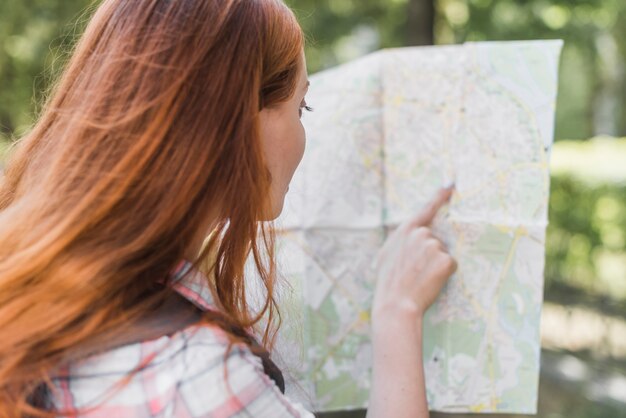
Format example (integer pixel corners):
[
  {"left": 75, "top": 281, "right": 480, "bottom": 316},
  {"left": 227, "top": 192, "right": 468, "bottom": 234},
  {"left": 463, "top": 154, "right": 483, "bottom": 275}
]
[{"left": 407, "top": 0, "right": 435, "bottom": 46}]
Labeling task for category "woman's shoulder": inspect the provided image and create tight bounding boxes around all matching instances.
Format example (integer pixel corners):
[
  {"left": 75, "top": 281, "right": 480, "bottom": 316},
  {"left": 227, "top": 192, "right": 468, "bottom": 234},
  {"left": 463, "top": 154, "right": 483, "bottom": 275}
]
[
  {"left": 58, "top": 322, "right": 234, "bottom": 379},
  {"left": 50, "top": 324, "right": 233, "bottom": 407},
  {"left": 50, "top": 323, "right": 312, "bottom": 417}
]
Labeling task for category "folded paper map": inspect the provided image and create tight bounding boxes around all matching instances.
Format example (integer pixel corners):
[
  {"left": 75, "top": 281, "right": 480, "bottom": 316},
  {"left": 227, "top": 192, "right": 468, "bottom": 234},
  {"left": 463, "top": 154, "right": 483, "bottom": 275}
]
[{"left": 254, "top": 40, "right": 563, "bottom": 414}]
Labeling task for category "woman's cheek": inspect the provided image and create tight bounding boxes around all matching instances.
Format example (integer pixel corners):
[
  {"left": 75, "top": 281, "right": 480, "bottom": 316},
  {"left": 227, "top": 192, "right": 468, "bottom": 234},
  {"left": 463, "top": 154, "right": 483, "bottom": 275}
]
[{"left": 297, "top": 123, "right": 306, "bottom": 161}]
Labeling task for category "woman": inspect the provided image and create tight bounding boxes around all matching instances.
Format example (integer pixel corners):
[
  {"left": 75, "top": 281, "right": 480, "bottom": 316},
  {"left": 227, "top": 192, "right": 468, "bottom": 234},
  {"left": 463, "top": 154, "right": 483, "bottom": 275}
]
[{"left": 0, "top": 0, "right": 457, "bottom": 416}]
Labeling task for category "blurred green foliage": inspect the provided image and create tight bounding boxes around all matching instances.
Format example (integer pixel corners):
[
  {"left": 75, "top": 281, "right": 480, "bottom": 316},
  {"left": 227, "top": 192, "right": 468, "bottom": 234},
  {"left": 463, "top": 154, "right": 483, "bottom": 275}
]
[
  {"left": 547, "top": 176, "right": 626, "bottom": 301},
  {"left": 547, "top": 138, "right": 626, "bottom": 304},
  {"left": 0, "top": 0, "right": 92, "bottom": 139}
]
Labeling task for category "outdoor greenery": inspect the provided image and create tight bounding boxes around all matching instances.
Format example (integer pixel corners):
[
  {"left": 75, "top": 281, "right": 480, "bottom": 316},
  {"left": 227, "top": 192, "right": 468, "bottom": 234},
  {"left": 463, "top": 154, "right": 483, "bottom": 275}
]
[
  {"left": 546, "top": 138, "right": 626, "bottom": 310},
  {"left": 0, "top": 0, "right": 93, "bottom": 139}
]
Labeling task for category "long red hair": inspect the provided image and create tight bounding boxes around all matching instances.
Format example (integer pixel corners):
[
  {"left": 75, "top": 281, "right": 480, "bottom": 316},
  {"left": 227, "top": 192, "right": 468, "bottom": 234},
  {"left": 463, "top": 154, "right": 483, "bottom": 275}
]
[{"left": 0, "top": 0, "right": 304, "bottom": 415}]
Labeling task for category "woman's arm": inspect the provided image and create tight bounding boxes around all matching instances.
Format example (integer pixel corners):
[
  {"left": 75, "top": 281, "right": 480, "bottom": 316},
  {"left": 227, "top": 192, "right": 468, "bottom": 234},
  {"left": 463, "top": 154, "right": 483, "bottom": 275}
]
[
  {"left": 366, "top": 186, "right": 457, "bottom": 418},
  {"left": 367, "top": 309, "right": 428, "bottom": 418}
]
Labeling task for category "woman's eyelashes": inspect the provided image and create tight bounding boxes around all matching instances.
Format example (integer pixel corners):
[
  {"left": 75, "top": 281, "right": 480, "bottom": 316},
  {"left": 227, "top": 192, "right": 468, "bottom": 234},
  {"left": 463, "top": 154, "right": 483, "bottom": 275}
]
[{"left": 299, "top": 100, "right": 313, "bottom": 118}]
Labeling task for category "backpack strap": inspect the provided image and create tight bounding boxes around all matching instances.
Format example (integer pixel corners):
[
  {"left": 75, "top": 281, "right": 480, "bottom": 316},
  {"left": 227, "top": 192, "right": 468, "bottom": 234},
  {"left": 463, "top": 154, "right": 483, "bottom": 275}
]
[{"left": 68, "top": 290, "right": 204, "bottom": 360}]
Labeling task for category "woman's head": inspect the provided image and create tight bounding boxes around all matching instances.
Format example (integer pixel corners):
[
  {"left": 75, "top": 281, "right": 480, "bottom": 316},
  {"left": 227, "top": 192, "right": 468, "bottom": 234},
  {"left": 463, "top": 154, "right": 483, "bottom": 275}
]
[{"left": 0, "top": 0, "right": 305, "bottom": 414}]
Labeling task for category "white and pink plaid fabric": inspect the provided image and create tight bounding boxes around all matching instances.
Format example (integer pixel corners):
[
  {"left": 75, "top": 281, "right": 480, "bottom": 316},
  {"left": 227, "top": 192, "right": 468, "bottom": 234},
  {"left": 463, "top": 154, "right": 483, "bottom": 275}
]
[{"left": 48, "top": 260, "right": 315, "bottom": 417}]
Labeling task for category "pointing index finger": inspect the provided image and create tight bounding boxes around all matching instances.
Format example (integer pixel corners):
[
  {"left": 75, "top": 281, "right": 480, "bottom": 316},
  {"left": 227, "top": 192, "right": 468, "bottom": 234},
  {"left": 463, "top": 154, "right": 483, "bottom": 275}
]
[{"left": 409, "top": 185, "right": 455, "bottom": 228}]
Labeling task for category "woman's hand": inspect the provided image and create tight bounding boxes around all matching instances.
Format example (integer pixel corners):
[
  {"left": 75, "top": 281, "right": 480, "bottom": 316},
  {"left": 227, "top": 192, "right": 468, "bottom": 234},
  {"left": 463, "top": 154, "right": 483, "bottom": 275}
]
[
  {"left": 371, "top": 186, "right": 457, "bottom": 324},
  {"left": 366, "top": 185, "right": 457, "bottom": 418}
]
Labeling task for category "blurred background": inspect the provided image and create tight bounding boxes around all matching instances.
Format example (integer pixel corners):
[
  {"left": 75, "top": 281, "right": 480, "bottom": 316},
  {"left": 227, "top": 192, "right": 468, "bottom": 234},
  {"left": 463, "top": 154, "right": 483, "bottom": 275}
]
[{"left": 0, "top": 0, "right": 624, "bottom": 417}]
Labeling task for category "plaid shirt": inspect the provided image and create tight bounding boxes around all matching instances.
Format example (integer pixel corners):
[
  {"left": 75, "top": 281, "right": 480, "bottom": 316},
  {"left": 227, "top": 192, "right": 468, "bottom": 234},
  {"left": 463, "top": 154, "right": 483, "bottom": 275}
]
[{"left": 49, "top": 260, "right": 314, "bottom": 417}]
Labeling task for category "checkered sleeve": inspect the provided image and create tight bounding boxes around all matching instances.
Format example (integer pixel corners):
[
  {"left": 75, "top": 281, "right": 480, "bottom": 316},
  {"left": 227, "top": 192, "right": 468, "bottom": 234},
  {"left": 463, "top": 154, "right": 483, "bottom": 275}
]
[{"left": 172, "top": 328, "right": 315, "bottom": 417}]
